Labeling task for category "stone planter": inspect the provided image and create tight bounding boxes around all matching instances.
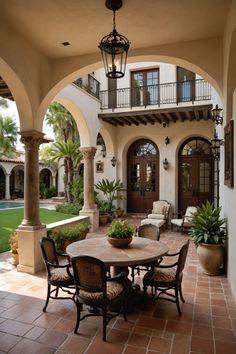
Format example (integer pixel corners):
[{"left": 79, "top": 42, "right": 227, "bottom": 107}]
[
  {"left": 197, "top": 243, "right": 224, "bottom": 275},
  {"left": 107, "top": 236, "right": 133, "bottom": 248}
]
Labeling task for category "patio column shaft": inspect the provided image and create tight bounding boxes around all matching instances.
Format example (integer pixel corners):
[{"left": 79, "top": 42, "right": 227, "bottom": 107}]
[
  {"left": 79, "top": 146, "right": 99, "bottom": 231},
  {"left": 5, "top": 173, "right": 10, "bottom": 200},
  {"left": 20, "top": 131, "right": 45, "bottom": 228}
]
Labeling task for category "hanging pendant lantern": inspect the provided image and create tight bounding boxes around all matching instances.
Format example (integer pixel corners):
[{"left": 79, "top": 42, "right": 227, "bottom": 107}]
[{"left": 98, "top": 0, "right": 130, "bottom": 79}]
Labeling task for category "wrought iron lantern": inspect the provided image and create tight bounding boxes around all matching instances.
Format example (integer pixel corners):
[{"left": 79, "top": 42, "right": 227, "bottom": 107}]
[
  {"left": 211, "top": 130, "right": 223, "bottom": 160},
  {"left": 163, "top": 158, "right": 169, "bottom": 170},
  {"left": 98, "top": 0, "right": 130, "bottom": 79},
  {"left": 212, "top": 104, "right": 223, "bottom": 125},
  {"left": 111, "top": 156, "right": 117, "bottom": 167}
]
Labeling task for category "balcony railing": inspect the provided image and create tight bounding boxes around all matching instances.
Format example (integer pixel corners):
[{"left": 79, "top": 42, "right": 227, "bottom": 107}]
[
  {"left": 73, "top": 74, "right": 100, "bottom": 99},
  {"left": 99, "top": 79, "right": 211, "bottom": 110}
]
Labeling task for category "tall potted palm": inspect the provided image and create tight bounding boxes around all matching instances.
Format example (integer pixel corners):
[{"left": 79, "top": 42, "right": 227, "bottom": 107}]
[{"left": 189, "top": 201, "right": 227, "bottom": 275}]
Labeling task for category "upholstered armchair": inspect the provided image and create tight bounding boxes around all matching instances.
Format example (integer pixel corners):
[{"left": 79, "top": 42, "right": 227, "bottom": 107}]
[
  {"left": 147, "top": 200, "right": 171, "bottom": 225},
  {"left": 171, "top": 206, "right": 197, "bottom": 233}
]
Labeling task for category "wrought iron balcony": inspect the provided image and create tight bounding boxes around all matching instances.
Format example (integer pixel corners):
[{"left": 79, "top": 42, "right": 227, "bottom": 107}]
[
  {"left": 73, "top": 74, "right": 100, "bottom": 99},
  {"left": 99, "top": 79, "right": 211, "bottom": 110}
]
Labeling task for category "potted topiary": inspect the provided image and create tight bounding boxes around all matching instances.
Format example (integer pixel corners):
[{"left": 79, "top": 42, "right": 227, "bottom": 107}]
[
  {"left": 107, "top": 219, "right": 135, "bottom": 248},
  {"left": 47, "top": 221, "right": 90, "bottom": 254},
  {"left": 189, "top": 201, "right": 227, "bottom": 275},
  {"left": 9, "top": 231, "right": 19, "bottom": 265}
]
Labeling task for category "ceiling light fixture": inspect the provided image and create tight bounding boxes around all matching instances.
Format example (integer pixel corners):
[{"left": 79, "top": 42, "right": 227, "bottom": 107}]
[{"left": 98, "top": 0, "right": 130, "bottom": 79}]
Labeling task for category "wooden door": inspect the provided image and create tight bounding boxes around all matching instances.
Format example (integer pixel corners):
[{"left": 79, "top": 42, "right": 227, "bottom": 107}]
[
  {"left": 178, "top": 138, "right": 213, "bottom": 212},
  {"left": 127, "top": 140, "right": 159, "bottom": 213}
]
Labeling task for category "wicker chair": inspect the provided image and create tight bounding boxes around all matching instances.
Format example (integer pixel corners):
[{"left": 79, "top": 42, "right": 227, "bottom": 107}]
[
  {"left": 130, "top": 223, "right": 160, "bottom": 282},
  {"left": 143, "top": 240, "right": 190, "bottom": 315},
  {"left": 71, "top": 255, "right": 128, "bottom": 341},
  {"left": 40, "top": 237, "right": 75, "bottom": 312}
]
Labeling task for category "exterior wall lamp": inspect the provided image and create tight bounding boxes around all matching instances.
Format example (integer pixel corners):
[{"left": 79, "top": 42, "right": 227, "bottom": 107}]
[
  {"left": 165, "top": 136, "right": 170, "bottom": 145},
  {"left": 111, "top": 156, "right": 117, "bottom": 167},
  {"left": 212, "top": 104, "right": 223, "bottom": 125},
  {"left": 211, "top": 129, "right": 224, "bottom": 161},
  {"left": 163, "top": 158, "right": 169, "bottom": 170},
  {"left": 98, "top": 0, "right": 130, "bottom": 79}
]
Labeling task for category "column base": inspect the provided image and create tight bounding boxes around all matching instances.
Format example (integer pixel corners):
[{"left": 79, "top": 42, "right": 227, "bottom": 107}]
[
  {"left": 17, "top": 226, "right": 47, "bottom": 274},
  {"left": 80, "top": 208, "right": 99, "bottom": 232}
]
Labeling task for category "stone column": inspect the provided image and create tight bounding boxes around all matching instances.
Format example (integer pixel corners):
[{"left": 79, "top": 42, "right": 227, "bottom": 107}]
[
  {"left": 17, "top": 130, "right": 47, "bottom": 274},
  {"left": 20, "top": 131, "right": 45, "bottom": 228},
  {"left": 79, "top": 146, "right": 99, "bottom": 231},
  {"left": 5, "top": 173, "right": 10, "bottom": 200}
]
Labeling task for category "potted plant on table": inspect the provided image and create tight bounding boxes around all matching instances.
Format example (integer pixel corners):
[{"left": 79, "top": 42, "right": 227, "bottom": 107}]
[
  {"left": 189, "top": 201, "right": 227, "bottom": 275},
  {"left": 107, "top": 219, "right": 135, "bottom": 248}
]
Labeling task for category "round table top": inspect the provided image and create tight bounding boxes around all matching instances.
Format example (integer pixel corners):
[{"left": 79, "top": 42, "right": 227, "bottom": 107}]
[{"left": 66, "top": 236, "right": 169, "bottom": 267}]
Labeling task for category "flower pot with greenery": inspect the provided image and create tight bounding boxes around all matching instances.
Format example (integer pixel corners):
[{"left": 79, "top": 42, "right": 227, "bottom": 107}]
[
  {"left": 189, "top": 201, "right": 227, "bottom": 275},
  {"left": 95, "top": 178, "right": 126, "bottom": 218},
  {"left": 97, "top": 201, "right": 110, "bottom": 226},
  {"left": 107, "top": 219, "right": 135, "bottom": 248},
  {"left": 9, "top": 231, "right": 19, "bottom": 265},
  {"left": 47, "top": 221, "right": 90, "bottom": 254}
]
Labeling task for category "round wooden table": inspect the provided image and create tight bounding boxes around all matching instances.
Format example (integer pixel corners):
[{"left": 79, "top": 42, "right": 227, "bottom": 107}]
[
  {"left": 67, "top": 236, "right": 169, "bottom": 311},
  {"left": 66, "top": 236, "right": 169, "bottom": 267}
]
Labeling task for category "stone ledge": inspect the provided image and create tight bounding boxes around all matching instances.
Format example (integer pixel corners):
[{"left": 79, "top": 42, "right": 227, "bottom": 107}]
[{"left": 47, "top": 215, "right": 89, "bottom": 231}]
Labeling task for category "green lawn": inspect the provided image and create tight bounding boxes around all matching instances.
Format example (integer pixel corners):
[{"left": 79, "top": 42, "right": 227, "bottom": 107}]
[{"left": 0, "top": 208, "right": 75, "bottom": 253}]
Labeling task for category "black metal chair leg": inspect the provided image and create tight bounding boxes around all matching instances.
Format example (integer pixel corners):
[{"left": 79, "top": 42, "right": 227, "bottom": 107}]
[
  {"left": 179, "top": 283, "right": 185, "bottom": 303},
  {"left": 102, "top": 306, "right": 107, "bottom": 341},
  {"left": 74, "top": 301, "right": 82, "bottom": 334},
  {"left": 175, "top": 287, "right": 182, "bottom": 316},
  {"left": 43, "top": 283, "right": 51, "bottom": 312}
]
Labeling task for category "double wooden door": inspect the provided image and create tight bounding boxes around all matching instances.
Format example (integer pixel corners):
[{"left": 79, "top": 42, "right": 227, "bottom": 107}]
[
  {"left": 127, "top": 140, "right": 159, "bottom": 213},
  {"left": 178, "top": 153, "right": 213, "bottom": 212}
]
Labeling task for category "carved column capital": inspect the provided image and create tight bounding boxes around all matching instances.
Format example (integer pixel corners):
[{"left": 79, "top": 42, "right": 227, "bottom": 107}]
[
  {"left": 20, "top": 130, "right": 46, "bottom": 149},
  {"left": 80, "top": 146, "right": 97, "bottom": 160}
]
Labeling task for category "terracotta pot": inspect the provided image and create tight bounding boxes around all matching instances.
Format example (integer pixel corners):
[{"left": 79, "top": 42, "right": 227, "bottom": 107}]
[
  {"left": 107, "top": 236, "right": 133, "bottom": 248},
  {"left": 99, "top": 214, "right": 109, "bottom": 226},
  {"left": 197, "top": 243, "right": 224, "bottom": 276}
]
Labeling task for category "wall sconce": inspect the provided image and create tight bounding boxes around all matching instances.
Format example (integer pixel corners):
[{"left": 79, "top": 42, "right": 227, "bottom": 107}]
[
  {"left": 165, "top": 136, "right": 170, "bottom": 145},
  {"left": 163, "top": 158, "right": 169, "bottom": 170},
  {"left": 111, "top": 156, "right": 117, "bottom": 167},
  {"left": 212, "top": 104, "right": 223, "bottom": 125},
  {"left": 211, "top": 129, "right": 224, "bottom": 161}
]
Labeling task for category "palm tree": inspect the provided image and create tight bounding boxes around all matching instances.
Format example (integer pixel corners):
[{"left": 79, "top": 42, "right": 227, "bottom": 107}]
[
  {"left": 0, "top": 116, "right": 18, "bottom": 157},
  {"left": 45, "top": 102, "right": 79, "bottom": 142},
  {"left": 49, "top": 140, "right": 82, "bottom": 202},
  {"left": 0, "top": 98, "right": 9, "bottom": 109}
]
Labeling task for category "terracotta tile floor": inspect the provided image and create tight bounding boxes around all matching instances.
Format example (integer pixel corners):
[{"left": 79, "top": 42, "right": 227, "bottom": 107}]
[{"left": 0, "top": 218, "right": 236, "bottom": 354}]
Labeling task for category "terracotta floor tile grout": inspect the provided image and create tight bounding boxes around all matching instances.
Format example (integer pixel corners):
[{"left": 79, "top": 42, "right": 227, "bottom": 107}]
[{"left": 0, "top": 223, "right": 236, "bottom": 353}]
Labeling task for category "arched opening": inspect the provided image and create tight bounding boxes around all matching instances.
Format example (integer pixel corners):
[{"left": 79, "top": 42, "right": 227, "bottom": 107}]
[
  {"left": 127, "top": 139, "right": 159, "bottom": 213},
  {"left": 178, "top": 137, "right": 213, "bottom": 212}
]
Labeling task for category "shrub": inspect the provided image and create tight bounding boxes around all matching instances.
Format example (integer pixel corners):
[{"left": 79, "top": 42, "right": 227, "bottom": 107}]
[
  {"left": 55, "top": 202, "right": 82, "bottom": 215},
  {"left": 47, "top": 221, "right": 90, "bottom": 253}
]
